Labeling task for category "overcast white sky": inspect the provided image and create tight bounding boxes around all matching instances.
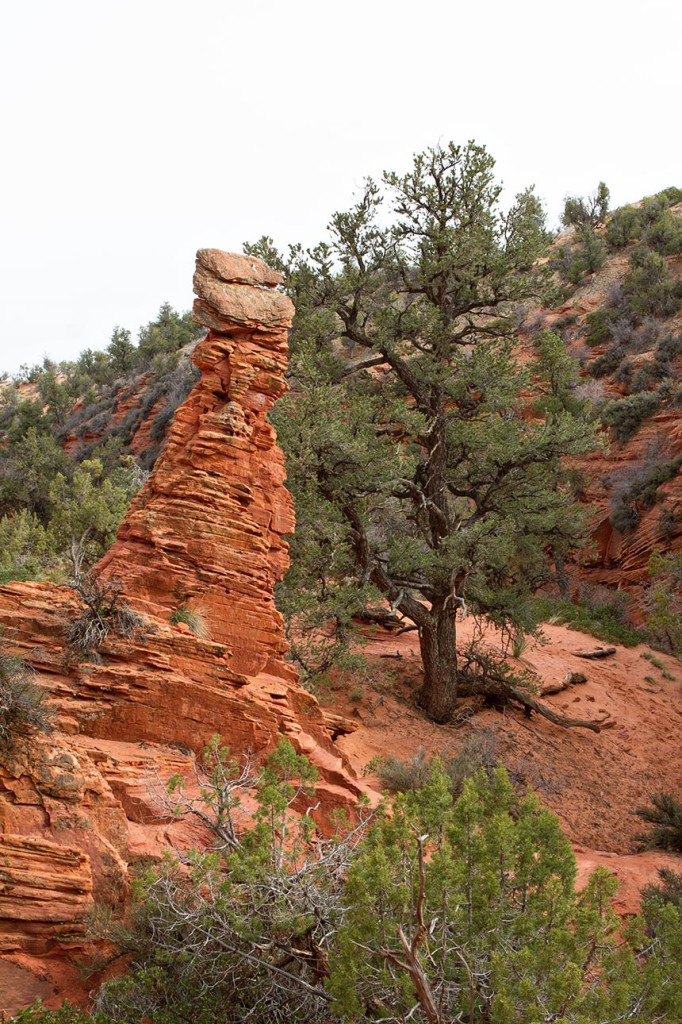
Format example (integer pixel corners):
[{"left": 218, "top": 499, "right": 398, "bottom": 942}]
[{"left": 1, "top": 0, "right": 680, "bottom": 374}]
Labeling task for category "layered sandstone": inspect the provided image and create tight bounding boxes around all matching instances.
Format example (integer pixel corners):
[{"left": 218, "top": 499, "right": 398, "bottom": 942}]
[
  {"left": 0, "top": 252, "right": 364, "bottom": 1013},
  {"left": 97, "top": 249, "right": 296, "bottom": 677}
]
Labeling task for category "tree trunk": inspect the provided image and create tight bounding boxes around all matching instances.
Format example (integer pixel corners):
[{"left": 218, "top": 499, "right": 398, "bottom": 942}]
[
  {"left": 417, "top": 605, "right": 458, "bottom": 724},
  {"left": 554, "top": 550, "right": 570, "bottom": 599}
]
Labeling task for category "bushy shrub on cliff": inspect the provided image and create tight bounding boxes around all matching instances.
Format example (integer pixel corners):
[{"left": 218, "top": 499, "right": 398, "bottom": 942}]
[
  {"left": 0, "top": 642, "right": 54, "bottom": 756},
  {"left": 66, "top": 574, "right": 144, "bottom": 658},
  {"left": 623, "top": 246, "right": 682, "bottom": 319},
  {"left": 601, "top": 391, "right": 661, "bottom": 442},
  {"left": 635, "top": 792, "right": 682, "bottom": 853},
  {"left": 562, "top": 182, "right": 610, "bottom": 229},
  {"left": 93, "top": 738, "right": 346, "bottom": 1024},
  {"left": 608, "top": 455, "right": 682, "bottom": 533}
]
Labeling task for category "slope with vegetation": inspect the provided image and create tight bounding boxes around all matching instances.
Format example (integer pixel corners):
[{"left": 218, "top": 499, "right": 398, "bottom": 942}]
[
  {"left": 0, "top": 305, "right": 203, "bottom": 585},
  {"left": 1, "top": 145, "right": 681, "bottom": 1020},
  {"left": 519, "top": 184, "right": 682, "bottom": 648}
]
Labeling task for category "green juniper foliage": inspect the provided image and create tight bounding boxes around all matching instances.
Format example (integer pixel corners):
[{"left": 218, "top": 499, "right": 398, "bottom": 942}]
[
  {"left": 329, "top": 764, "right": 682, "bottom": 1024},
  {"left": 16, "top": 759, "right": 682, "bottom": 1023},
  {"left": 256, "top": 141, "right": 599, "bottom": 722}
]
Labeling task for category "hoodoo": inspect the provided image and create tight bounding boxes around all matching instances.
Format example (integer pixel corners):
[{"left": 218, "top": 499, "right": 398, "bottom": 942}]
[{"left": 98, "top": 249, "right": 297, "bottom": 678}]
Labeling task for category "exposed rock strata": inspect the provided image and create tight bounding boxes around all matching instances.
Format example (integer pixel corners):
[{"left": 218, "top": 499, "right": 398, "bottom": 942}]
[
  {"left": 98, "top": 249, "right": 296, "bottom": 677},
  {"left": 0, "top": 252, "right": 363, "bottom": 1013}
]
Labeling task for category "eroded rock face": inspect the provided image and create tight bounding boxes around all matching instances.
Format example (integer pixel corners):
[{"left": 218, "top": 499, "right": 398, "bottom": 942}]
[
  {"left": 98, "top": 250, "right": 296, "bottom": 677},
  {"left": 0, "top": 253, "right": 365, "bottom": 1013}
]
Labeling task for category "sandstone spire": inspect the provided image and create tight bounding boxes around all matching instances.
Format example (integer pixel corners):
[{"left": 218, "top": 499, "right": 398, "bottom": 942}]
[{"left": 98, "top": 250, "right": 296, "bottom": 678}]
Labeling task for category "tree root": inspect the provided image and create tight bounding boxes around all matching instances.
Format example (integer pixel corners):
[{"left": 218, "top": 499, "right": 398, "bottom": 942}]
[
  {"left": 457, "top": 649, "right": 608, "bottom": 732},
  {"left": 459, "top": 675, "right": 606, "bottom": 732}
]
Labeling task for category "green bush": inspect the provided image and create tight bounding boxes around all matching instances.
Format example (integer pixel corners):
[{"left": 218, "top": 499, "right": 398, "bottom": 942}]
[
  {"left": 561, "top": 182, "right": 610, "bottom": 229},
  {"left": 11, "top": 1001, "right": 111, "bottom": 1024},
  {"left": 610, "top": 500, "right": 641, "bottom": 533},
  {"left": 624, "top": 246, "right": 682, "bottom": 319},
  {"left": 642, "top": 868, "right": 682, "bottom": 910},
  {"left": 601, "top": 391, "right": 661, "bottom": 442},
  {"left": 634, "top": 792, "right": 682, "bottom": 852},
  {"left": 655, "top": 332, "right": 682, "bottom": 364},
  {"left": 0, "top": 645, "right": 54, "bottom": 755},
  {"left": 94, "top": 739, "right": 332, "bottom": 1024},
  {"left": 657, "top": 186, "right": 682, "bottom": 206},
  {"left": 605, "top": 205, "right": 642, "bottom": 248},
  {"left": 644, "top": 210, "right": 682, "bottom": 255},
  {"left": 590, "top": 342, "right": 626, "bottom": 378},
  {"left": 330, "top": 764, "right": 682, "bottom": 1023},
  {"left": 532, "top": 592, "right": 644, "bottom": 647},
  {"left": 609, "top": 456, "right": 682, "bottom": 532},
  {"left": 644, "top": 549, "right": 682, "bottom": 654},
  {"left": 584, "top": 308, "right": 614, "bottom": 347}
]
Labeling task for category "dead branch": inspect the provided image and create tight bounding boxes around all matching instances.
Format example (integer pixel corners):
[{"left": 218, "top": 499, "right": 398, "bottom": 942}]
[
  {"left": 458, "top": 647, "right": 606, "bottom": 732},
  {"left": 573, "top": 646, "right": 617, "bottom": 659}
]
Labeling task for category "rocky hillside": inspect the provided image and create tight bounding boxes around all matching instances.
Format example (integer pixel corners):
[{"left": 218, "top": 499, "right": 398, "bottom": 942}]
[
  {"left": 523, "top": 193, "right": 682, "bottom": 608},
  {"left": 1, "top": 193, "right": 682, "bottom": 1013},
  {"left": 0, "top": 252, "right": 365, "bottom": 1014}
]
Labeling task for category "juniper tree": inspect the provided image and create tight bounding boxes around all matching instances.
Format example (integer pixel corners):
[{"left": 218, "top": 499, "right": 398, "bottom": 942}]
[
  {"left": 329, "top": 764, "right": 682, "bottom": 1024},
  {"left": 256, "top": 141, "right": 598, "bottom": 723}
]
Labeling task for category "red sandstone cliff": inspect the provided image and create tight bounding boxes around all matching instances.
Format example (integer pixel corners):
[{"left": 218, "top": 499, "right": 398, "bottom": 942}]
[{"left": 0, "top": 252, "right": 364, "bottom": 1013}]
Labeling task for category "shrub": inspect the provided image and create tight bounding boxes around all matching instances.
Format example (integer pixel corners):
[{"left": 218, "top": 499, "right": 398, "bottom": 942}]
[
  {"left": 148, "top": 403, "right": 175, "bottom": 442},
  {"left": 331, "top": 764, "right": 682, "bottom": 1024},
  {"left": 532, "top": 592, "right": 643, "bottom": 647},
  {"left": 658, "top": 504, "right": 680, "bottom": 540},
  {"left": 0, "top": 645, "right": 54, "bottom": 755},
  {"left": 613, "top": 357, "right": 633, "bottom": 386},
  {"left": 66, "top": 575, "right": 144, "bottom": 658},
  {"left": 644, "top": 550, "right": 682, "bottom": 654},
  {"left": 655, "top": 331, "right": 682, "bottom": 364},
  {"left": 584, "top": 308, "right": 614, "bottom": 347},
  {"left": 601, "top": 391, "right": 661, "bottom": 442},
  {"left": 369, "top": 730, "right": 499, "bottom": 797},
  {"left": 609, "top": 316, "right": 637, "bottom": 346},
  {"left": 11, "top": 1001, "right": 111, "bottom": 1024},
  {"left": 561, "top": 182, "right": 610, "bottom": 229},
  {"left": 610, "top": 500, "right": 640, "bottom": 532},
  {"left": 169, "top": 606, "right": 210, "bottom": 639},
  {"left": 609, "top": 455, "right": 682, "bottom": 532},
  {"left": 644, "top": 210, "right": 682, "bottom": 255},
  {"left": 642, "top": 867, "right": 682, "bottom": 910},
  {"left": 605, "top": 205, "right": 642, "bottom": 248},
  {"left": 634, "top": 792, "right": 682, "bottom": 852},
  {"left": 94, "top": 739, "right": 339, "bottom": 1024},
  {"left": 624, "top": 246, "right": 682, "bottom": 319},
  {"left": 590, "top": 342, "right": 626, "bottom": 378},
  {"left": 658, "top": 186, "right": 682, "bottom": 206},
  {"left": 577, "top": 227, "right": 606, "bottom": 275}
]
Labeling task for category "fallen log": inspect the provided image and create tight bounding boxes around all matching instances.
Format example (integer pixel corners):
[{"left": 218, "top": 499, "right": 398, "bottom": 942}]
[
  {"left": 504, "top": 684, "right": 606, "bottom": 733},
  {"left": 541, "top": 671, "right": 588, "bottom": 696},
  {"left": 573, "top": 646, "right": 616, "bottom": 659}
]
